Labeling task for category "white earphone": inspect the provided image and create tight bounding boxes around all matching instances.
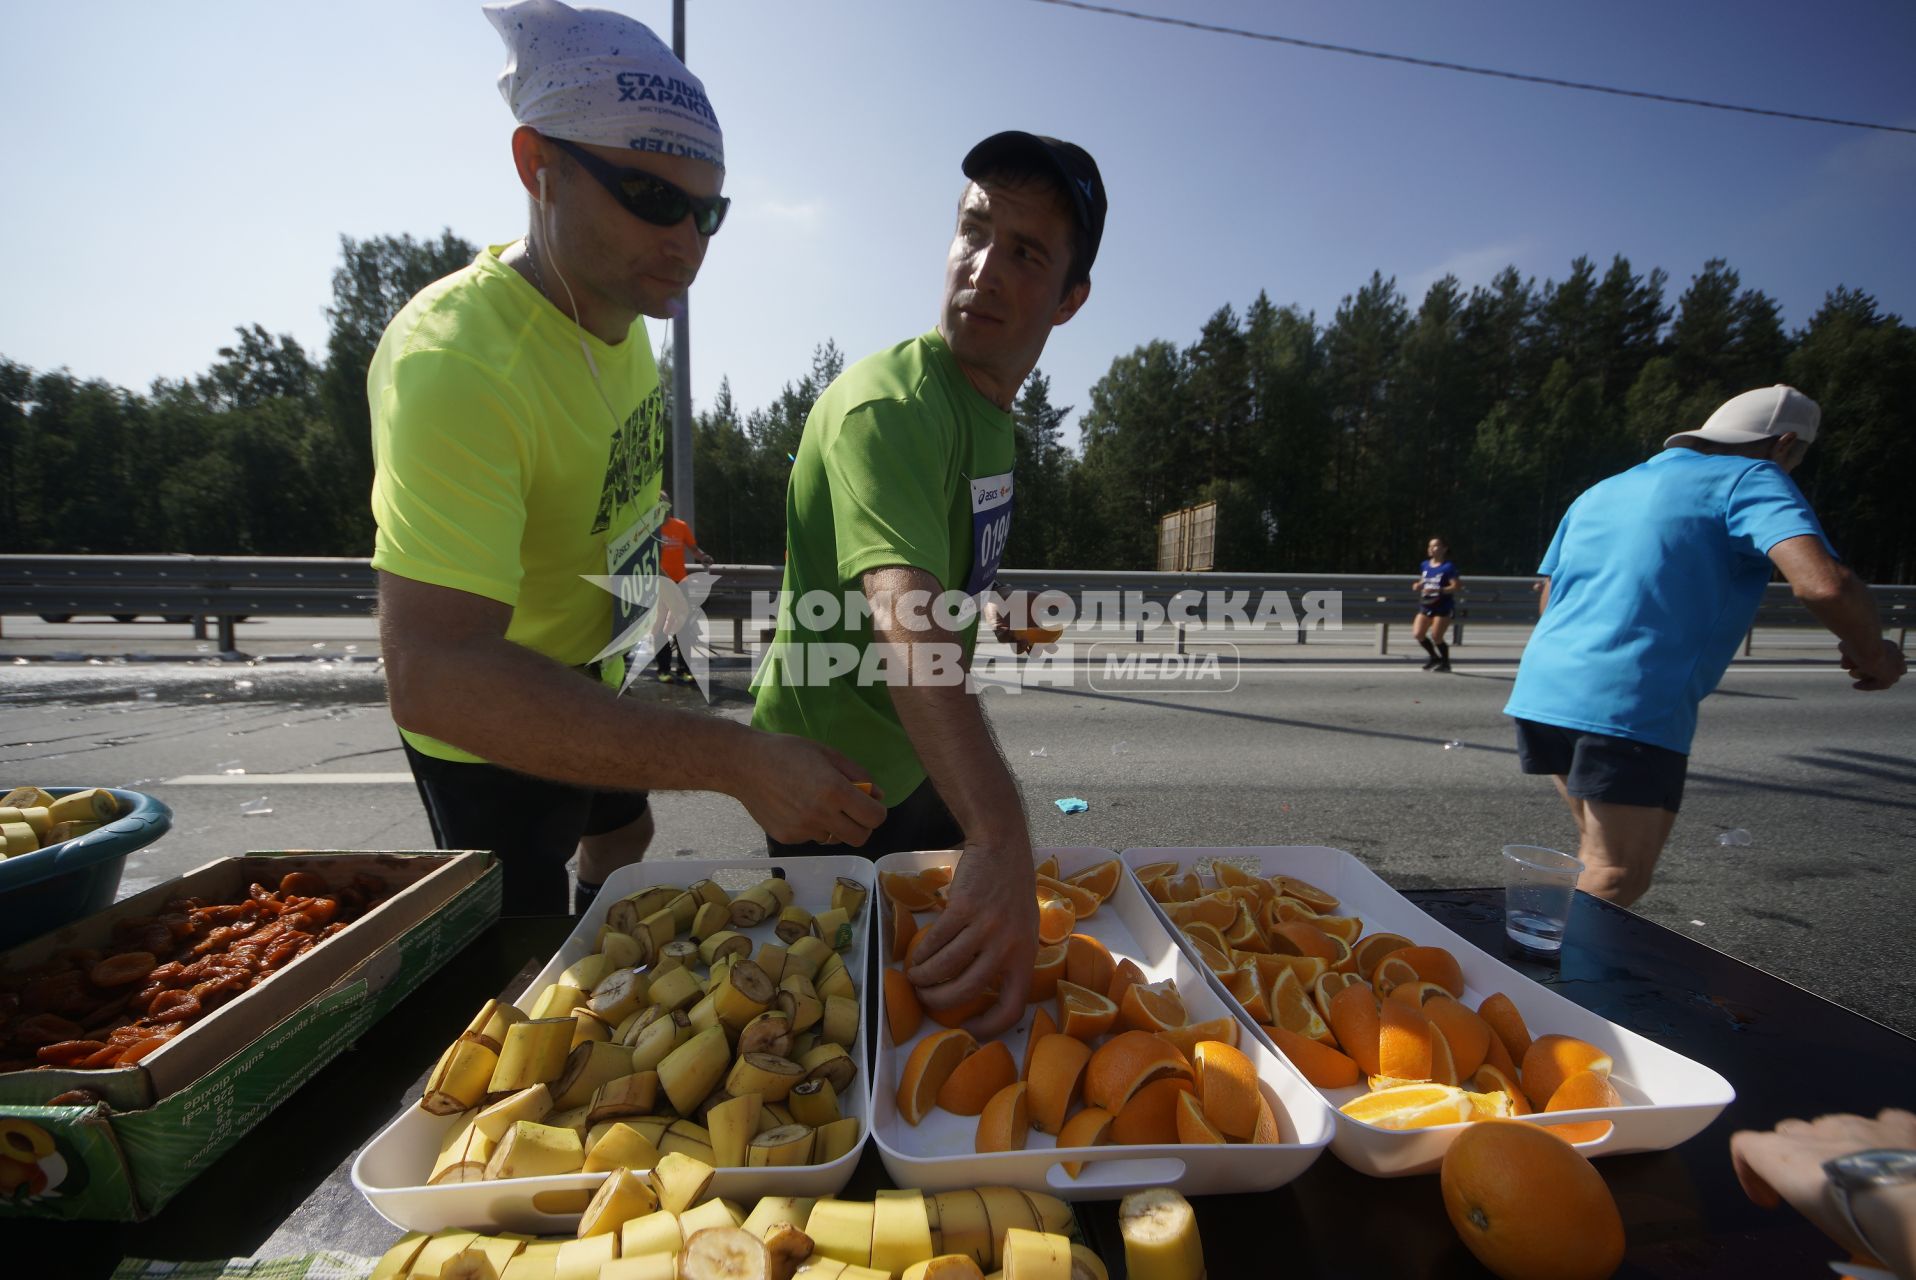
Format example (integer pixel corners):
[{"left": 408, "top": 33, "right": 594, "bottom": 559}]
[{"left": 536, "top": 167, "right": 549, "bottom": 207}]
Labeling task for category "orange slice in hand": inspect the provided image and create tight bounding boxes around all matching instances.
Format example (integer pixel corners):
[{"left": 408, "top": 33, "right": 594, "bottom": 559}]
[
  {"left": 1522, "top": 1035, "right": 1613, "bottom": 1114},
  {"left": 1064, "top": 934, "right": 1117, "bottom": 994},
  {"left": 1026, "top": 1033, "right": 1093, "bottom": 1135},
  {"left": 897, "top": 1027, "right": 977, "bottom": 1126},
  {"left": 975, "top": 1081, "right": 1029, "bottom": 1153},
  {"left": 1192, "top": 1040, "right": 1261, "bottom": 1140},
  {"left": 1118, "top": 979, "right": 1188, "bottom": 1035},
  {"left": 1156, "top": 1016, "right": 1239, "bottom": 1063},
  {"left": 1084, "top": 1030, "right": 1194, "bottom": 1114},
  {"left": 1174, "top": 1090, "right": 1226, "bottom": 1144},
  {"left": 884, "top": 967, "right": 923, "bottom": 1046},
  {"left": 938, "top": 1039, "right": 1018, "bottom": 1116},
  {"left": 1057, "top": 980, "right": 1119, "bottom": 1041},
  {"left": 1110, "top": 1075, "right": 1194, "bottom": 1145},
  {"left": 1265, "top": 1023, "right": 1361, "bottom": 1089},
  {"left": 1055, "top": 1106, "right": 1114, "bottom": 1177},
  {"left": 1065, "top": 859, "right": 1123, "bottom": 903}
]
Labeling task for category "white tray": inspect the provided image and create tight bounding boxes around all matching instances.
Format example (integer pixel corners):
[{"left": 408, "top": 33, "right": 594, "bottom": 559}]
[
  {"left": 1122, "top": 846, "right": 1736, "bottom": 1177},
  {"left": 871, "top": 847, "right": 1333, "bottom": 1201},
  {"left": 353, "top": 856, "right": 876, "bottom": 1233}
]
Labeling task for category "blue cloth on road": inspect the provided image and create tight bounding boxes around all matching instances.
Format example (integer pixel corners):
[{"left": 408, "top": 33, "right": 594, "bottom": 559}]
[
  {"left": 1054, "top": 797, "right": 1089, "bottom": 814},
  {"left": 1504, "top": 450, "right": 1832, "bottom": 755}
]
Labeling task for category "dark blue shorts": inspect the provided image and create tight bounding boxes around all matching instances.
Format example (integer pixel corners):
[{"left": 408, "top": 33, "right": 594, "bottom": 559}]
[
  {"left": 1514, "top": 719, "right": 1688, "bottom": 813},
  {"left": 1418, "top": 597, "right": 1455, "bottom": 618}
]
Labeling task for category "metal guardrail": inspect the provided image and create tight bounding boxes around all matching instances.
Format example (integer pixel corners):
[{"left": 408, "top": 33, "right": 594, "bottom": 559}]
[{"left": 2, "top": 555, "right": 1909, "bottom": 656}]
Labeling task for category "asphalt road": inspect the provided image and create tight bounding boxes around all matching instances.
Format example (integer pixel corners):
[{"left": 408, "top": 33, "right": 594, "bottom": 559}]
[{"left": 1, "top": 648, "right": 1911, "bottom": 1038}]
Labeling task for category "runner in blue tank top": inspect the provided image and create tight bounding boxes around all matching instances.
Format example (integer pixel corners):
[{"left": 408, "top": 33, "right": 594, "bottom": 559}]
[{"left": 1412, "top": 537, "right": 1460, "bottom": 671}]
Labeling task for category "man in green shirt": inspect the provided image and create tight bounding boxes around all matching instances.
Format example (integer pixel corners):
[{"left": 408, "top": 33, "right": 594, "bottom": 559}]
[
  {"left": 372, "top": 0, "right": 883, "bottom": 916},
  {"left": 753, "top": 132, "right": 1106, "bottom": 1036}
]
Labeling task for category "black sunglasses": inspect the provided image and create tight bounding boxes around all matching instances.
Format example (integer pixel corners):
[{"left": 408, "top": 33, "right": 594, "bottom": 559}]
[{"left": 546, "top": 136, "right": 729, "bottom": 236}]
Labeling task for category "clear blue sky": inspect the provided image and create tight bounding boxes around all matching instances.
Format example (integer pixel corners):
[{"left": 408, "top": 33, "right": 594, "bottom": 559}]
[{"left": 4, "top": 1, "right": 1912, "bottom": 446}]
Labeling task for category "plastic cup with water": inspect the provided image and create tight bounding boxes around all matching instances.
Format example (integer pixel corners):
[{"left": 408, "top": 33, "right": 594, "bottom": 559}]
[{"left": 1503, "top": 844, "right": 1584, "bottom": 953}]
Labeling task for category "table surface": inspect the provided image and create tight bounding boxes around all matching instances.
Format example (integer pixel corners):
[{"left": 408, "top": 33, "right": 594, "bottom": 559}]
[{"left": 16, "top": 888, "right": 1915, "bottom": 1279}]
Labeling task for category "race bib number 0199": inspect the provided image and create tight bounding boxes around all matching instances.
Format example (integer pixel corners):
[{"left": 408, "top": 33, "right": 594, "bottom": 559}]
[{"left": 964, "top": 471, "right": 1014, "bottom": 596}]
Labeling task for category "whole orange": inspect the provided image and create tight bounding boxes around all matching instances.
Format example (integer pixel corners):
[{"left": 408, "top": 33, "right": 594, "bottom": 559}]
[{"left": 1439, "top": 1119, "right": 1625, "bottom": 1280}]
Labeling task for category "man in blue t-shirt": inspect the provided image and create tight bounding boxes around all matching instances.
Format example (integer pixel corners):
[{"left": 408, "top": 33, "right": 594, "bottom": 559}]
[{"left": 1504, "top": 385, "right": 1905, "bottom": 905}]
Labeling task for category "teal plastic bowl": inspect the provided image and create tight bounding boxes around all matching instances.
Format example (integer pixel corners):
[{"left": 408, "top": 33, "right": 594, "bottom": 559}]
[{"left": 0, "top": 787, "right": 173, "bottom": 952}]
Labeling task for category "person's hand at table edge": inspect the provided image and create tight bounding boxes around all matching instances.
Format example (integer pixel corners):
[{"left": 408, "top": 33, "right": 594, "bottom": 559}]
[
  {"left": 906, "top": 840, "right": 1039, "bottom": 1040},
  {"left": 728, "top": 730, "right": 886, "bottom": 847},
  {"left": 1731, "top": 1108, "right": 1916, "bottom": 1280}
]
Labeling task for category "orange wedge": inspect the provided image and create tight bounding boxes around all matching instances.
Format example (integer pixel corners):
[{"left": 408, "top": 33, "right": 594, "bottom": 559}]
[
  {"left": 937, "top": 1040, "right": 1017, "bottom": 1116},
  {"left": 1253, "top": 1093, "right": 1282, "bottom": 1144},
  {"left": 889, "top": 897, "right": 917, "bottom": 964},
  {"left": 1132, "top": 860, "right": 1181, "bottom": 882},
  {"left": 1429, "top": 1021, "right": 1460, "bottom": 1086},
  {"left": 1222, "top": 903, "right": 1271, "bottom": 954},
  {"left": 1165, "top": 870, "right": 1203, "bottom": 902},
  {"left": 1311, "top": 914, "right": 1363, "bottom": 946},
  {"left": 1055, "top": 1106, "right": 1114, "bottom": 1177},
  {"left": 1222, "top": 965, "right": 1273, "bottom": 1023},
  {"left": 1271, "top": 920, "right": 1340, "bottom": 964},
  {"left": 1254, "top": 952, "right": 1329, "bottom": 992},
  {"left": 884, "top": 967, "right": 923, "bottom": 1046},
  {"left": 1065, "top": 859, "right": 1123, "bottom": 903},
  {"left": 1326, "top": 982, "right": 1382, "bottom": 1077},
  {"left": 1192, "top": 1040, "right": 1261, "bottom": 1140},
  {"left": 1175, "top": 1090, "right": 1226, "bottom": 1144},
  {"left": 1164, "top": 895, "right": 1236, "bottom": 932},
  {"left": 1470, "top": 1064, "right": 1531, "bottom": 1116},
  {"left": 1265, "top": 1023, "right": 1360, "bottom": 1089},
  {"left": 1338, "top": 1082, "right": 1470, "bottom": 1130},
  {"left": 1155, "top": 1016, "right": 1240, "bottom": 1063},
  {"left": 975, "top": 1081, "right": 1029, "bottom": 1153},
  {"left": 1544, "top": 1068, "right": 1621, "bottom": 1144},
  {"left": 1029, "top": 942, "right": 1068, "bottom": 1004},
  {"left": 1391, "top": 945, "right": 1464, "bottom": 998},
  {"left": 925, "top": 989, "right": 998, "bottom": 1029},
  {"left": 1477, "top": 992, "right": 1534, "bottom": 1063},
  {"left": 1387, "top": 980, "right": 1454, "bottom": 1009},
  {"left": 1063, "top": 934, "right": 1116, "bottom": 994},
  {"left": 1185, "top": 933, "right": 1234, "bottom": 975},
  {"left": 919, "top": 864, "right": 954, "bottom": 889},
  {"left": 1371, "top": 954, "right": 1420, "bottom": 995},
  {"left": 881, "top": 870, "right": 941, "bottom": 914},
  {"left": 1266, "top": 966, "right": 1333, "bottom": 1044},
  {"left": 1110, "top": 1076, "right": 1194, "bottom": 1145},
  {"left": 1482, "top": 1022, "right": 1520, "bottom": 1078},
  {"left": 1106, "top": 957, "right": 1147, "bottom": 1006},
  {"left": 1181, "top": 920, "right": 1232, "bottom": 958},
  {"left": 1522, "top": 1035, "right": 1613, "bottom": 1113},
  {"left": 1083, "top": 1030, "right": 1194, "bottom": 1114},
  {"left": 1118, "top": 979, "right": 1188, "bottom": 1035},
  {"left": 1214, "top": 861, "right": 1275, "bottom": 903},
  {"left": 1272, "top": 874, "right": 1339, "bottom": 913},
  {"left": 905, "top": 922, "right": 938, "bottom": 969},
  {"left": 1034, "top": 854, "right": 1059, "bottom": 880},
  {"left": 1035, "top": 874, "right": 1099, "bottom": 918},
  {"left": 1422, "top": 996, "right": 1492, "bottom": 1078},
  {"left": 1312, "top": 970, "right": 1367, "bottom": 1024},
  {"left": 897, "top": 1028, "right": 977, "bottom": 1126},
  {"left": 1142, "top": 876, "right": 1176, "bottom": 904},
  {"left": 1036, "top": 896, "right": 1077, "bottom": 945},
  {"left": 1378, "top": 998, "right": 1432, "bottom": 1082},
  {"left": 1026, "top": 1033, "right": 1093, "bottom": 1135},
  {"left": 1057, "top": 980, "right": 1119, "bottom": 1041},
  {"left": 1023, "top": 1006, "right": 1056, "bottom": 1080},
  {"left": 1348, "top": 932, "right": 1415, "bottom": 978}
]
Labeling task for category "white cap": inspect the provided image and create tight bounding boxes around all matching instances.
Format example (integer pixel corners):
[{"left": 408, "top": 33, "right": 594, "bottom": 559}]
[
  {"left": 483, "top": 0, "right": 723, "bottom": 170},
  {"left": 1665, "top": 384, "right": 1820, "bottom": 449}
]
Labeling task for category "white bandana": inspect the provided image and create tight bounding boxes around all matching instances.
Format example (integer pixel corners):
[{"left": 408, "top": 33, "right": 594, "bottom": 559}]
[{"left": 483, "top": 0, "right": 724, "bottom": 170}]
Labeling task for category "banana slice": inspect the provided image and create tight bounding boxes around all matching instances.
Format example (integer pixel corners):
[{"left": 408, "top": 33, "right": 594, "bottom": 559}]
[
  {"left": 1117, "top": 1188, "right": 1204, "bottom": 1280},
  {"left": 680, "top": 1225, "right": 773, "bottom": 1280}
]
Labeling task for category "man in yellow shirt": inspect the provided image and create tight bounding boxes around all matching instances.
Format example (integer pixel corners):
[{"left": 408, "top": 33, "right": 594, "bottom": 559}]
[{"left": 371, "top": 0, "right": 882, "bottom": 915}]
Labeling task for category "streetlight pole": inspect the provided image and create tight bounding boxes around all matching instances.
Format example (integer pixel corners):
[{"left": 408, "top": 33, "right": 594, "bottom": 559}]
[{"left": 670, "top": 0, "right": 694, "bottom": 529}]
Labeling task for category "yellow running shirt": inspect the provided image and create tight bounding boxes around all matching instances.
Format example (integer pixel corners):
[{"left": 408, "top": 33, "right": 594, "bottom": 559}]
[{"left": 369, "top": 244, "right": 665, "bottom": 762}]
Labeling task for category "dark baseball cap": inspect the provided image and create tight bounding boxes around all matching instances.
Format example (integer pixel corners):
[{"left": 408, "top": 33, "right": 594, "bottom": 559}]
[{"left": 962, "top": 130, "right": 1107, "bottom": 274}]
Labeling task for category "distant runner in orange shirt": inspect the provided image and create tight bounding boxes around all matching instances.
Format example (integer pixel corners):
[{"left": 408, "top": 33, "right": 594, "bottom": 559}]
[{"left": 656, "top": 490, "right": 713, "bottom": 683}]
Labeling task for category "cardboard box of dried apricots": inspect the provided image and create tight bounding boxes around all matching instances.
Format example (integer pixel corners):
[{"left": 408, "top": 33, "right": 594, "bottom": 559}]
[{"left": 0, "top": 849, "right": 499, "bottom": 1220}]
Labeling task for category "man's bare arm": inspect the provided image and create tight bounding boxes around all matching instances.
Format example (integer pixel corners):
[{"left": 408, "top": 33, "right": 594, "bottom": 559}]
[
  {"left": 1768, "top": 536, "right": 1906, "bottom": 691},
  {"left": 378, "top": 572, "right": 887, "bottom": 844},
  {"left": 861, "top": 566, "right": 1038, "bottom": 1039}
]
